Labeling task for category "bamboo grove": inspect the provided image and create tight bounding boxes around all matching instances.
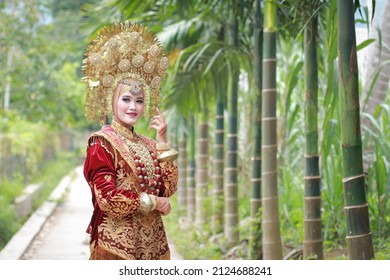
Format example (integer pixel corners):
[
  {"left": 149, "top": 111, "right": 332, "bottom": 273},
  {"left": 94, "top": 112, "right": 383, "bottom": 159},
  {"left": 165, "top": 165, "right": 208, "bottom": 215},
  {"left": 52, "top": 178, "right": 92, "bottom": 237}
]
[{"left": 81, "top": 0, "right": 390, "bottom": 259}]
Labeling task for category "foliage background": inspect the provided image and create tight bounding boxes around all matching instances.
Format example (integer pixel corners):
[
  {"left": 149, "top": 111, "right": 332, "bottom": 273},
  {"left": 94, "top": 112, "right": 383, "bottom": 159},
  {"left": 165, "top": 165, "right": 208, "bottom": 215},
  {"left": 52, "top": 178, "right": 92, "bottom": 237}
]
[{"left": 0, "top": 0, "right": 389, "bottom": 258}]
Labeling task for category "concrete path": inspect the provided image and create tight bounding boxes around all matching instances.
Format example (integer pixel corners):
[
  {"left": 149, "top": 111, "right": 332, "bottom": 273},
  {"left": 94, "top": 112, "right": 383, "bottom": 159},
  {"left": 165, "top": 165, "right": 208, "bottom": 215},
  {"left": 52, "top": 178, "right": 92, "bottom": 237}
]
[
  {"left": 7, "top": 165, "right": 182, "bottom": 260},
  {"left": 21, "top": 166, "right": 91, "bottom": 260}
]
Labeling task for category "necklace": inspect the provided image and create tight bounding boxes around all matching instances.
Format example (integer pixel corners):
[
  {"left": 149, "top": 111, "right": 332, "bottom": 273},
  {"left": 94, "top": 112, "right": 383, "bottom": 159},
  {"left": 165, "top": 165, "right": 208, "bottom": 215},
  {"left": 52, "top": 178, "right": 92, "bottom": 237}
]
[
  {"left": 112, "top": 120, "right": 162, "bottom": 195},
  {"left": 133, "top": 151, "right": 162, "bottom": 195}
]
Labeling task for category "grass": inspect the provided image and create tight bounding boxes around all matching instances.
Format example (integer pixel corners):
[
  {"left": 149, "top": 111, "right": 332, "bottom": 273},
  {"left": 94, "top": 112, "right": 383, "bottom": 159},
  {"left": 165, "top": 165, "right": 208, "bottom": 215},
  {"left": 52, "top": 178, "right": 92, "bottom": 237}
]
[
  {"left": 165, "top": 191, "right": 390, "bottom": 260},
  {"left": 0, "top": 151, "right": 80, "bottom": 250},
  {"left": 30, "top": 152, "right": 80, "bottom": 209},
  {"left": 0, "top": 178, "right": 25, "bottom": 249},
  {"left": 0, "top": 199, "right": 22, "bottom": 249},
  {"left": 163, "top": 193, "right": 226, "bottom": 260}
]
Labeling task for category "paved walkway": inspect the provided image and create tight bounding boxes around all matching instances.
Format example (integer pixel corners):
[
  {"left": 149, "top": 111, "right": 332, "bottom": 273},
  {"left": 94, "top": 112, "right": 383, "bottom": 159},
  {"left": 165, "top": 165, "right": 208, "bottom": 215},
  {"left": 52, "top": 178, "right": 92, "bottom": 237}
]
[
  {"left": 3, "top": 166, "right": 182, "bottom": 260},
  {"left": 21, "top": 166, "right": 91, "bottom": 259}
]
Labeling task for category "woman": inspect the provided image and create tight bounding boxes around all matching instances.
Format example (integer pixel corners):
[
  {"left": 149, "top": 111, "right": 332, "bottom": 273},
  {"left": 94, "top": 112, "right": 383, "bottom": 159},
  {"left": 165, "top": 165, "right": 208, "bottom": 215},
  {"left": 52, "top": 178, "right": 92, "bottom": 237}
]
[{"left": 82, "top": 22, "right": 179, "bottom": 260}]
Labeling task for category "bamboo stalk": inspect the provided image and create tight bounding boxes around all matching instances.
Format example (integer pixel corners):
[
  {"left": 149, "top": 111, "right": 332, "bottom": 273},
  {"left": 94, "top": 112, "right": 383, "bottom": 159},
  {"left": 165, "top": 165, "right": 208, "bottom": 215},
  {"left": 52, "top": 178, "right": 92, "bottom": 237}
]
[
  {"left": 212, "top": 100, "right": 225, "bottom": 233},
  {"left": 195, "top": 121, "right": 209, "bottom": 227},
  {"left": 186, "top": 116, "right": 196, "bottom": 224},
  {"left": 225, "top": 15, "right": 239, "bottom": 246},
  {"left": 249, "top": 0, "right": 263, "bottom": 260},
  {"left": 303, "top": 13, "right": 323, "bottom": 260},
  {"left": 337, "top": 0, "right": 375, "bottom": 260},
  {"left": 177, "top": 133, "right": 187, "bottom": 214},
  {"left": 261, "top": 0, "right": 282, "bottom": 260}
]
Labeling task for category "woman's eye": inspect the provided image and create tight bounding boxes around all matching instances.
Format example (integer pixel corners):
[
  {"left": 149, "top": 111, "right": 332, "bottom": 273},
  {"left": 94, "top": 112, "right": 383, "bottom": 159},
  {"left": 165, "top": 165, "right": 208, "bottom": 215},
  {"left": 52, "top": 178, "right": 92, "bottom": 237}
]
[
  {"left": 137, "top": 100, "right": 144, "bottom": 104},
  {"left": 122, "top": 98, "right": 130, "bottom": 102}
]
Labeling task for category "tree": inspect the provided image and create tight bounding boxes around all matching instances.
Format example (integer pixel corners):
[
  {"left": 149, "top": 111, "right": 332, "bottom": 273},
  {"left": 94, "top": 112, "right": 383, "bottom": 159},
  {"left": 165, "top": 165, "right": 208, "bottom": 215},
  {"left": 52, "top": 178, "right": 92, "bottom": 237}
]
[
  {"left": 211, "top": 26, "right": 227, "bottom": 234},
  {"left": 249, "top": 0, "right": 263, "bottom": 260},
  {"left": 1, "top": 0, "right": 97, "bottom": 128},
  {"left": 303, "top": 4, "right": 323, "bottom": 260},
  {"left": 225, "top": 9, "right": 240, "bottom": 246},
  {"left": 177, "top": 124, "right": 188, "bottom": 213},
  {"left": 261, "top": 0, "right": 282, "bottom": 260},
  {"left": 337, "top": 0, "right": 375, "bottom": 260}
]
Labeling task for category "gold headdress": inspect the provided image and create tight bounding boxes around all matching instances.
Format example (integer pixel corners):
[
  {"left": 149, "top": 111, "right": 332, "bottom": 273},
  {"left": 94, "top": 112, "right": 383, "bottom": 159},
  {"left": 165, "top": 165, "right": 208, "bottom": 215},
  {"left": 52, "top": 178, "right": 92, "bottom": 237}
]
[{"left": 82, "top": 21, "right": 168, "bottom": 124}]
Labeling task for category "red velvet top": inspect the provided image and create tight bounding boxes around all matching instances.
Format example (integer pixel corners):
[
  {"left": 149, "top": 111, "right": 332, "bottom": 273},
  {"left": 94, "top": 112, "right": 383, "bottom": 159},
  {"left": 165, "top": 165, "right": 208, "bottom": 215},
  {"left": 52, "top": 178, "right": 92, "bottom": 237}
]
[{"left": 83, "top": 121, "right": 178, "bottom": 259}]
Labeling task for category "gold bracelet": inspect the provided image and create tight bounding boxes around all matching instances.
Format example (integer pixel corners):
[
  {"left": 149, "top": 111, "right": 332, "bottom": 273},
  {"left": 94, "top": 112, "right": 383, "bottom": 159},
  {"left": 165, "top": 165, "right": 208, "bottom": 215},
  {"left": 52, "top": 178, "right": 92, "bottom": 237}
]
[
  {"left": 156, "top": 142, "right": 170, "bottom": 151},
  {"left": 157, "top": 148, "right": 179, "bottom": 162},
  {"left": 139, "top": 192, "right": 156, "bottom": 214},
  {"left": 150, "top": 195, "right": 157, "bottom": 211}
]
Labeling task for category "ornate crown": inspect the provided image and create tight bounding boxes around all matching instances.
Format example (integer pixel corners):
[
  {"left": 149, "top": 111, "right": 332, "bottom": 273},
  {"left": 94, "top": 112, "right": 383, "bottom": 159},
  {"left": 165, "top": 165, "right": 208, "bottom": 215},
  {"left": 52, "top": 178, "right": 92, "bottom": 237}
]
[{"left": 82, "top": 21, "right": 168, "bottom": 124}]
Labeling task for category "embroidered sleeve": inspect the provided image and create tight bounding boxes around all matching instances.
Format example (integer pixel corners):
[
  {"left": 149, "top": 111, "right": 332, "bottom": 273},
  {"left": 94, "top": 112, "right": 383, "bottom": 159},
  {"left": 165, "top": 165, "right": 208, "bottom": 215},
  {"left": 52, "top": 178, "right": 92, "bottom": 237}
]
[
  {"left": 84, "top": 137, "right": 140, "bottom": 219},
  {"left": 160, "top": 161, "right": 178, "bottom": 197}
]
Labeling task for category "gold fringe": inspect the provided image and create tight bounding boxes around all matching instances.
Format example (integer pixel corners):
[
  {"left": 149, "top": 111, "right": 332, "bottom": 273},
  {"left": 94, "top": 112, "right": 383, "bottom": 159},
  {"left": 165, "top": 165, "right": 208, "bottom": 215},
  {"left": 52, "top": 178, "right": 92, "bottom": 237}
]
[{"left": 88, "top": 135, "right": 115, "bottom": 160}]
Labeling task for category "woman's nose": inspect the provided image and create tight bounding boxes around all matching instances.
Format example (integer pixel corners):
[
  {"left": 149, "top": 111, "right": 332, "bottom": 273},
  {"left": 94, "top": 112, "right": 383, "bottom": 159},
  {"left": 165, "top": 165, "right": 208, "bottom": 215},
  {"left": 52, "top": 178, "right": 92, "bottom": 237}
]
[{"left": 129, "top": 101, "right": 136, "bottom": 110}]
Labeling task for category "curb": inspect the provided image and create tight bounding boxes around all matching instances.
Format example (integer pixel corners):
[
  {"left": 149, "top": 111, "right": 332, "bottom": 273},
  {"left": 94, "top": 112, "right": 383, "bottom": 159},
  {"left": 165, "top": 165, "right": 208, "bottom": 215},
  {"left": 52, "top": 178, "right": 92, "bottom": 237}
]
[{"left": 0, "top": 170, "right": 76, "bottom": 260}]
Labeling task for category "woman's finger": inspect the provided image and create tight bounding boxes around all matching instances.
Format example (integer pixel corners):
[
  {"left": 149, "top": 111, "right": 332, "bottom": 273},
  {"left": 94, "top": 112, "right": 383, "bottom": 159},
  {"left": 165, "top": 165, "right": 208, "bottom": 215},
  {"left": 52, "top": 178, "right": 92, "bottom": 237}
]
[
  {"left": 156, "top": 107, "right": 163, "bottom": 115},
  {"left": 155, "top": 107, "right": 166, "bottom": 120}
]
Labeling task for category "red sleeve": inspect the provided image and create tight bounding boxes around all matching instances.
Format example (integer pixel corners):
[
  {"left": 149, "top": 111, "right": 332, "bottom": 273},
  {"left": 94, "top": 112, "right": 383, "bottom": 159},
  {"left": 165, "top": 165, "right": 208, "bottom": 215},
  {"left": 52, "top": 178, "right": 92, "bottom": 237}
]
[{"left": 83, "top": 137, "right": 140, "bottom": 219}]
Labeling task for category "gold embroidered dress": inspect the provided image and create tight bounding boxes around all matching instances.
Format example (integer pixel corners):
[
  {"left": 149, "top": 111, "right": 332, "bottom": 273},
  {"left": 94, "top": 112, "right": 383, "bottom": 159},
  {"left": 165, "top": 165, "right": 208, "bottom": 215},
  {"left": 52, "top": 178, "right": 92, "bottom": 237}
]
[{"left": 83, "top": 121, "right": 178, "bottom": 260}]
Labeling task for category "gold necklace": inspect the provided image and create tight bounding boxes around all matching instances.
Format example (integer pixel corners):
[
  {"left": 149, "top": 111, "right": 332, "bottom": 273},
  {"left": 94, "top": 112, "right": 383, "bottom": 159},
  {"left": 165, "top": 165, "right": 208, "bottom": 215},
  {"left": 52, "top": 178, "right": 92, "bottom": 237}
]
[{"left": 111, "top": 120, "right": 162, "bottom": 195}]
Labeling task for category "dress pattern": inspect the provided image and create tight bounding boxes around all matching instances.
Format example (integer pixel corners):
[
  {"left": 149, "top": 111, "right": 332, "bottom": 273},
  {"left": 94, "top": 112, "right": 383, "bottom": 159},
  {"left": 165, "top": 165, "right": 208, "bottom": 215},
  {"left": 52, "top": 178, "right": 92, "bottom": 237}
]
[{"left": 83, "top": 122, "right": 178, "bottom": 260}]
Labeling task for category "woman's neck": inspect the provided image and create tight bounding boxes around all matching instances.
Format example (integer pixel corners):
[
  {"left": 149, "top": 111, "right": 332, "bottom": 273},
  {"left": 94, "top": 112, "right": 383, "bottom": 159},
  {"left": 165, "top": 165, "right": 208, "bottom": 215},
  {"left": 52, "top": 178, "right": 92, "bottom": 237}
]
[{"left": 112, "top": 118, "right": 135, "bottom": 139}]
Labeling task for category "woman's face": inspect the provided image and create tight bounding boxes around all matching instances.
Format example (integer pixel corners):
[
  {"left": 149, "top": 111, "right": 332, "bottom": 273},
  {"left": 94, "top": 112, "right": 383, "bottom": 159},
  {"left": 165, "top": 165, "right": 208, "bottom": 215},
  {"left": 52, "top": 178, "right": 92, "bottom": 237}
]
[{"left": 114, "top": 81, "right": 144, "bottom": 127}]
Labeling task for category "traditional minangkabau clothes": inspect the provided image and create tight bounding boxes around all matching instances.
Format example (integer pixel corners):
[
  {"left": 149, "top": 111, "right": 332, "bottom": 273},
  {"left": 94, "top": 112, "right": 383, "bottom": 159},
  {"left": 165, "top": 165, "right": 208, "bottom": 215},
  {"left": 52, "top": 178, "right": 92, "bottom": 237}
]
[{"left": 83, "top": 121, "right": 178, "bottom": 260}]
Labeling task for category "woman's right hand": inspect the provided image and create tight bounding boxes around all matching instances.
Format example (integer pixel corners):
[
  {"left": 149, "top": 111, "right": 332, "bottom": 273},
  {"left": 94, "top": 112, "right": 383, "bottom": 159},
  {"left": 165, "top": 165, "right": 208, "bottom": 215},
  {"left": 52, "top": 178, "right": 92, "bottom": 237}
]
[
  {"left": 155, "top": 197, "right": 171, "bottom": 216},
  {"left": 149, "top": 107, "right": 167, "bottom": 143}
]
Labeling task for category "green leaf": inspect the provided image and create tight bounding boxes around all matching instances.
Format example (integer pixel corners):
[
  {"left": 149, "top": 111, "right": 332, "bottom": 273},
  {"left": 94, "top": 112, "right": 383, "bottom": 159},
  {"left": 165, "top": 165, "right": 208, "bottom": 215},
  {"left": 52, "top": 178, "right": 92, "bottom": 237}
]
[{"left": 356, "top": 38, "right": 375, "bottom": 51}]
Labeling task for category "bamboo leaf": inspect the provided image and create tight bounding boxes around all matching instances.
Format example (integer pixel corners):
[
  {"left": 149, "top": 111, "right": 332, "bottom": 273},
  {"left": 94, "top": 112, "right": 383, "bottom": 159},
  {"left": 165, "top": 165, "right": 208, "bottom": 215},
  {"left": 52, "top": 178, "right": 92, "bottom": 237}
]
[
  {"left": 361, "top": 112, "right": 384, "bottom": 138},
  {"left": 203, "top": 47, "right": 225, "bottom": 75},
  {"left": 356, "top": 38, "right": 375, "bottom": 51},
  {"left": 183, "top": 43, "right": 210, "bottom": 71}
]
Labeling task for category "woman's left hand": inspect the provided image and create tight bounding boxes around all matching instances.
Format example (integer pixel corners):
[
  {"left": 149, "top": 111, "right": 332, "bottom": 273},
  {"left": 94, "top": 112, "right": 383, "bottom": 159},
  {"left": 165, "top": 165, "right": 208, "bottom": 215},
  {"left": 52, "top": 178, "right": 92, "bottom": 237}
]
[
  {"left": 149, "top": 107, "right": 167, "bottom": 143},
  {"left": 155, "top": 197, "right": 171, "bottom": 216}
]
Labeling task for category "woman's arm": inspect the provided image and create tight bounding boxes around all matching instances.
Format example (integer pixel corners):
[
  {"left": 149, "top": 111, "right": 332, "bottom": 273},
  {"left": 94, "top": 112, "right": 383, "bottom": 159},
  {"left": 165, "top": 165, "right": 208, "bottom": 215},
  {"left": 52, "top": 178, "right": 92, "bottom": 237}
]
[
  {"left": 84, "top": 137, "right": 141, "bottom": 219},
  {"left": 148, "top": 107, "right": 179, "bottom": 197}
]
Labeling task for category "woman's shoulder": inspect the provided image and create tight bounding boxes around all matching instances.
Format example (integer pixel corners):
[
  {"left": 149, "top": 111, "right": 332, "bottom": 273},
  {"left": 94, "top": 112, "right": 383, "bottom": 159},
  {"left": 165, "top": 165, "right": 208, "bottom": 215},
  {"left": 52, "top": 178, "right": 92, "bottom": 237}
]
[
  {"left": 88, "top": 125, "right": 114, "bottom": 138},
  {"left": 87, "top": 125, "right": 115, "bottom": 146}
]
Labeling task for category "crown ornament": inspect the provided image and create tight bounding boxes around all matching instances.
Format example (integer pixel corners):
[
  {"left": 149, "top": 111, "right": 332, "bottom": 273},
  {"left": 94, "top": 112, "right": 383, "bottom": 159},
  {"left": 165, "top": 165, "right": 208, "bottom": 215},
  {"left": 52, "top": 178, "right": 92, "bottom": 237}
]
[{"left": 82, "top": 21, "right": 168, "bottom": 124}]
